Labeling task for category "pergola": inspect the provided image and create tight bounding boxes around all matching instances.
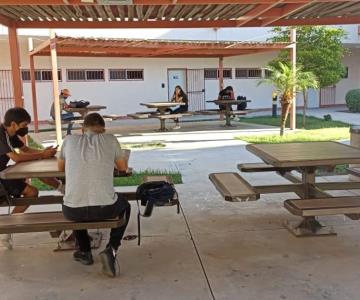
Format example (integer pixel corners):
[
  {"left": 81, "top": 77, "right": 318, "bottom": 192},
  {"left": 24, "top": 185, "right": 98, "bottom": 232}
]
[
  {"left": 29, "top": 36, "right": 292, "bottom": 140},
  {"left": 1, "top": 0, "right": 359, "bottom": 142}
]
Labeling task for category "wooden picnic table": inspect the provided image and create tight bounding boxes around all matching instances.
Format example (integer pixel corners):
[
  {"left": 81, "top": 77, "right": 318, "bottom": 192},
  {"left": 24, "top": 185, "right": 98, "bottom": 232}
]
[
  {"left": 140, "top": 102, "right": 186, "bottom": 131},
  {"left": 0, "top": 158, "right": 132, "bottom": 180},
  {"left": 207, "top": 99, "right": 249, "bottom": 126},
  {"left": 245, "top": 141, "right": 360, "bottom": 236},
  {"left": 66, "top": 105, "right": 107, "bottom": 118}
]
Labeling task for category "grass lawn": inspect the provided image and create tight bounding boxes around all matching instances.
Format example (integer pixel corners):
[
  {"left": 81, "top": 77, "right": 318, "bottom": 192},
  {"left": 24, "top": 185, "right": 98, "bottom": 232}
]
[
  {"left": 240, "top": 114, "right": 349, "bottom": 130},
  {"left": 121, "top": 142, "right": 165, "bottom": 149},
  {"left": 236, "top": 115, "right": 350, "bottom": 144}
]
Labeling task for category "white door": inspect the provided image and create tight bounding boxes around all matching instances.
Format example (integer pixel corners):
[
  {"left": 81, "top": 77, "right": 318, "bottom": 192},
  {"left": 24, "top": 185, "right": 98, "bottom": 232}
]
[{"left": 168, "top": 69, "right": 187, "bottom": 100}]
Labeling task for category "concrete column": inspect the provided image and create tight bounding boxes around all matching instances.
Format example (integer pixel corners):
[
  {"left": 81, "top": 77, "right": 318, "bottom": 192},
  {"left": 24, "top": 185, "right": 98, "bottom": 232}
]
[{"left": 289, "top": 28, "right": 296, "bottom": 130}]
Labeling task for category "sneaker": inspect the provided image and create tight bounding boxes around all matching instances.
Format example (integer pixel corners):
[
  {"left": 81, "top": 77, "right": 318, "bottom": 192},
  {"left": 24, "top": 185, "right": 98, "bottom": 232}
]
[
  {"left": 99, "top": 246, "right": 117, "bottom": 277},
  {"left": 173, "top": 125, "right": 181, "bottom": 130},
  {"left": 73, "top": 250, "right": 94, "bottom": 265}
]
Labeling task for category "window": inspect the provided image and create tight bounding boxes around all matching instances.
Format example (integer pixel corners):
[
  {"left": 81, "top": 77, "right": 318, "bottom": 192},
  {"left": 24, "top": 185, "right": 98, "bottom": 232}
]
[
  {"left": 264, "top": 69, "right": 272, "bottom": 78},
  {"left": 21, "top": 69, "right": 62, "bottom": 82},
  {"left": 67, "top": 69, "right": 104, "bottom": 81},
  {"left": 235, "top": 68, "right": 262, "bottom": 79},
  {"left": 109, "top": 69, "right": 144, "bottom": 81},
  {"left": 204, "top": 68, "right": 232, "bottom": 79},
  {"left": 127, "top": 70, "right": 144, "bottom": 80}
]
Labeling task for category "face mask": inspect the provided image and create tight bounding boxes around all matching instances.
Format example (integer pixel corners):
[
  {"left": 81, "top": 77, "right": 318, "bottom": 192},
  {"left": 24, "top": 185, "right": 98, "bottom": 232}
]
[{"left": 16, "top": 127, "right": 29, "bottom": 137}]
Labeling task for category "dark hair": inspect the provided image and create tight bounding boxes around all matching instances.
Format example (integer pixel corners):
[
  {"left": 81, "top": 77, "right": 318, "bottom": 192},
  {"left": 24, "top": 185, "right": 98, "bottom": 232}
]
[
  {"left": 225, "top": 86, "right": 233, "bottom": 92},
  {"left": 3, "top": 107, "right": 31, "bottom": 127},
  {"left": 173, "top": 85, "right": 187, "bottom": 99},
  {"left": 83, "top": 113, "right": 105, "bottom": 128}
]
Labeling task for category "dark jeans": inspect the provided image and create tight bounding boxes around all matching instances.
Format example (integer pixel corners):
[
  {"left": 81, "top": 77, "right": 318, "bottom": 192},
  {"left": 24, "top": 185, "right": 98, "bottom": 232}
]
[
  {"left": 62, "top": 194, "right": 131, "bottom": 252},
  {"left": 61, "top": 112, "right": 75, "bottom": 135},
  {"left": 171, "top": 105, "right": 188, "bottom": 114}
]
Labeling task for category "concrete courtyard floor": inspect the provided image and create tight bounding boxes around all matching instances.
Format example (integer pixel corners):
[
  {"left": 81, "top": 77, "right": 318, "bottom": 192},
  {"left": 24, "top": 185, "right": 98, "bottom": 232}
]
[{"left": 1, "top": 115, "right": 360, "bottom": 300}]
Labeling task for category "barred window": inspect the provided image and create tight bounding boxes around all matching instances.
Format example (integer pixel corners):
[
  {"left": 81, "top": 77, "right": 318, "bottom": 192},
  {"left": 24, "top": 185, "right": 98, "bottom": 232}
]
[
  {"left": 264, "top": 69, "right": 273, "bottom": 78},
  {"left": 21, "top": 69, "right": 62, "bottom": 81},
  {"left": 109, "top": 69, "right": 126, "bottom": 80},
  {"left": 67, "top": 70, "right": 85, "bottom": 81},
  {"left": 204, "top": 68, "right": 232, "bottom": 79},
  {"left": 109, "top": 69, "right": 144, "bottom": 81},
  {"left": 127, "top": 70, "right": 143, "bottom": 80},
  {"left": 86, "top": 70, "right": 104, "bottom": 81},
  {"left": 204, "top": 68, "right": 218, "bottom": 79},
  {"left": 235, "top": 68, "right": 261, "bottom": 79}
]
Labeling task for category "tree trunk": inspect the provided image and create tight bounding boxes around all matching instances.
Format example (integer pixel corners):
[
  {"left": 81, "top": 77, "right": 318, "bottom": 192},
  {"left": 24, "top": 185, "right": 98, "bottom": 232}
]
[{"left": 280, "top": 102, "right": 291, "bottom": 136}]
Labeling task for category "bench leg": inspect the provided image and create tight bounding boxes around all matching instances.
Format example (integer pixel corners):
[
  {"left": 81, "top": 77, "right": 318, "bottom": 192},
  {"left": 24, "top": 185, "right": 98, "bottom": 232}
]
[{"left": 283, "top": 217, "right": 336, "bottom": 237}]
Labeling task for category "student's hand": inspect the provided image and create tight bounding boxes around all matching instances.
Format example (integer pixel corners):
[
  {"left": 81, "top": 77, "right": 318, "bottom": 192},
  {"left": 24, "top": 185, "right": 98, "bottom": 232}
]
[{"left": 42, "top": 148, "right": 57, "bottom": 159}]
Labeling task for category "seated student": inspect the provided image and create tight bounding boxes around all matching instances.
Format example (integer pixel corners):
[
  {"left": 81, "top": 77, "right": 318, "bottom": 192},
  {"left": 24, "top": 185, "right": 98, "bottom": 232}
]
[
  {"left": 58, "top": 113, "right": 131, "bottom": 277},
  {"left": 0, "top": 108, "right": 63, "bottom": 246},
  {"left": 50, "top": 89, "right": 75, "bottom": 135},
  {"left": 170, "top": 85, "right": 189, "bottom": 129},
  {"left": 217, "top": 86, "right": 235, "bottom": 111}
]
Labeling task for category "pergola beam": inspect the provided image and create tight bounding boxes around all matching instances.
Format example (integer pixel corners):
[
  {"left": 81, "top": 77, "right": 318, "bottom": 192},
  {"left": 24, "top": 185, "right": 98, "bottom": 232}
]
[
  {"left": 11, "top": 16, "right": 360, "bottom": 28},
  {"left": 261, "top": 2, "right": 313, "bottom": 26},
  {"left": 236, "top": 1, "right": 282, "bottom": 27},
  {"left": 0, "top": 13, "right": 13, "bottom": 27},
  {"left": 0, "top": 0, "right": 334, "bottom": 4},
  {"left": 29, "top": 38, "right": 51, "bottom": 56},
  {"left": 0, "top": 0, "right": 355, "bottom": 4}
]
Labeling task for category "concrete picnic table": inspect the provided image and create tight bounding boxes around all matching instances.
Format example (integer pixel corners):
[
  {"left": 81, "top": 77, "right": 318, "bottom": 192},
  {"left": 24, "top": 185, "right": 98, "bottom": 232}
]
[
  {"left": 140, "top": 102, "right": 186, "bottom": 131},
  {"left": 0, "top": 158, "right": 132, "bottom": 179},
  {"left": 207, "top": 99, "right": 248, "bottom": 126},
  {"left": 245, "top": 141, "right": 360, "bottom": 236},
  {"left": 66, "top": 105, "right": 107, "bottom": 118}
]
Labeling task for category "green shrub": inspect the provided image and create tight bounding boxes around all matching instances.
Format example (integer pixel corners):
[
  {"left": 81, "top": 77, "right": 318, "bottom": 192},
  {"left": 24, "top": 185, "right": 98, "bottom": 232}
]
[{"left": 345, "top": 89, "right": 360, "bottom": 112}]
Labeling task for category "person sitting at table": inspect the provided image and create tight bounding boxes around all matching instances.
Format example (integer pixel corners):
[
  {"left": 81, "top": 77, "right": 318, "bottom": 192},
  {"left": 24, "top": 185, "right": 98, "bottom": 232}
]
[
  {"left": 58, "top": 113, "right": 131, "bottom": 277},
  {"left": 217, "top": 86, "right": 235, "bottom": 110},
  {"left": 170, "top": 85, "right": 189, "bottom": 129},
  {"left": 0, "top": 108, "right": 64, "bottom": 245},
  {"left": 50, "top": 88, "right": 75, "bottom": 135}
]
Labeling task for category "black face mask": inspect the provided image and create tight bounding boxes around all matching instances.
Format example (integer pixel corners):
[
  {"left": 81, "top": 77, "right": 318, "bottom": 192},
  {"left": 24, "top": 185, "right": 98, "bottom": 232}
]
[{"left": 16, "top": 127, "right": 29, "bottom": 137}]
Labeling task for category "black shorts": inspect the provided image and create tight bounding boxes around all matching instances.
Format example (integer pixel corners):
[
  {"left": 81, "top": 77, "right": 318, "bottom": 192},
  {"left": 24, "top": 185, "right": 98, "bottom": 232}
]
[{"left": 0, "top": 179, "right": 27, "bottom": 197}]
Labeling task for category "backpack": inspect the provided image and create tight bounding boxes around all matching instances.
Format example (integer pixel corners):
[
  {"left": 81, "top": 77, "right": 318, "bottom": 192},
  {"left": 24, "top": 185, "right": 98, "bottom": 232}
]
[
  {"left": 135, "top": 181, "right": 179, "bottom": 245},
  {"left": 69, "top": 100, "right": 90, "bottom": 108},
  {"left": 237, "top": 96, "right": 247, "bottom": 110}
]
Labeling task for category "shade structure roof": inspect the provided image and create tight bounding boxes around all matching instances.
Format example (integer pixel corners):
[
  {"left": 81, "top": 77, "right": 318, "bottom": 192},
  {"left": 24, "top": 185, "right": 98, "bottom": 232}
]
[
  {"left": 30, "top": 36, "right": 292, "bottom": 58},
  {"left": 1, "top": 1, "right": 360, "bottom": 28}
]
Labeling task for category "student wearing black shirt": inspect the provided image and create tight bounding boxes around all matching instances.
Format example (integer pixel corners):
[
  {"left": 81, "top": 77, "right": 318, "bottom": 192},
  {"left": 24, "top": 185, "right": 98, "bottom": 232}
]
[
  {"left": 170, "top": 85, "right": 189, "bottom": 129},
  {"left": 0, "top": 108, "right": 63, "bottom": 214},
  {"left": 218, "top": 86, "right": 235, "bottom": 111}
]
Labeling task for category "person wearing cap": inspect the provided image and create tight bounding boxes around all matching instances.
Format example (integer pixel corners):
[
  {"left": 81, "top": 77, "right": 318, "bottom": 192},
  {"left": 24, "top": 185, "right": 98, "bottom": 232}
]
[{"left": 50, "top": 89, "right": 75, "bottom": 135}]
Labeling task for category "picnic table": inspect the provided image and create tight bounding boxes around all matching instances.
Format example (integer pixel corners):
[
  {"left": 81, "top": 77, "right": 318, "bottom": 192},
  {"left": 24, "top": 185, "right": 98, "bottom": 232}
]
[
  {"left": 0, "top": 158, "right": 132, "bottom": 250},
  {"left": 206, "top": 99, "right": 250, "bottom": 126},
  {"left": 140, "top": 102, "right": 188, "bottom": 131},
  {"left": 67, "top": 105, "right": 107, "bottom": 118},
  {"left": 209, "top": 142, "right": 360, "bottom": 237}
]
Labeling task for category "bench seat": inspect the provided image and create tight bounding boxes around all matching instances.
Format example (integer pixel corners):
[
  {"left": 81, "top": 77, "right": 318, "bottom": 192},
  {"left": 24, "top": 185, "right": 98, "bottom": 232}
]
[
  {"left": 0, "top": 212, "right": 125, "bottom": 234},
  {"left": 238, "top": 163, "right": 294, "bottom": 173},
  {"left": 347, "top": 167, "right": 360, "bottom": 177},
  {"left": 127, "top": 113, "right": 150, "bottom": 119},
  {"left": 284, "top": 196, "right": 360, "bottom": 217},
  {"left": 209, "top": 172, "right": 259, "bottom": 202},
  {"left": 151, "top": 113, "right": 192, "bottom": 120}
]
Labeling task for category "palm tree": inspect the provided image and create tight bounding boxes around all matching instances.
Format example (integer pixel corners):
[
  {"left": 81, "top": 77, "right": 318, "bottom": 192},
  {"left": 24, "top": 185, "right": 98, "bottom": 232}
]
[
  {"left": 258, "top": 62, "right": 318, "bottom": 136},
  {"left": 297, "top": 71, "right": 319, "bottom": 128}
]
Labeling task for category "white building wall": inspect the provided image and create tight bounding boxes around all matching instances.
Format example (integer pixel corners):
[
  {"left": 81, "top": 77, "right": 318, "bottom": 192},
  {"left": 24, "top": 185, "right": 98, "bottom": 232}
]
[
  {"left": 1, "top": 26, "right": 359, "bottom": 121},
  {"left": 335, "top": 48, "right": 360, "bottom": 104},
  {"left": 0, "top": 36, "right": 281, "bottom": 121}
]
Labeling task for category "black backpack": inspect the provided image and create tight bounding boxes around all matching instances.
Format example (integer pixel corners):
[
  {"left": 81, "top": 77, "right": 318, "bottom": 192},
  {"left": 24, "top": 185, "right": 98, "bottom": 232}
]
[
  {"left": 237, "top": 95, "right": 247, "bottom": 110},
  {"left": 69, "top": 100, "right": 90, "bottom": 108},
  {"left": 135, "top": 181, "right": 179, "bottom": 245}
]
